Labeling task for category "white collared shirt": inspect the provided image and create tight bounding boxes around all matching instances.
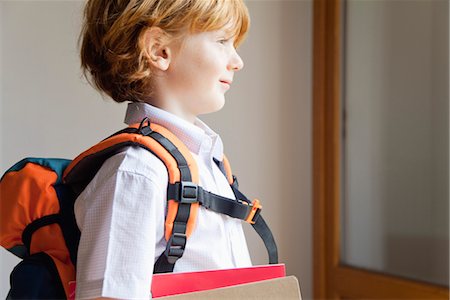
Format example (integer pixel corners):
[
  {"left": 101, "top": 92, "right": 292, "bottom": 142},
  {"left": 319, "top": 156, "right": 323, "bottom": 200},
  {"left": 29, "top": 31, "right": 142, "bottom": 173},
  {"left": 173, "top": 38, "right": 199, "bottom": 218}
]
[{"left": 74, "top": 103, "right": 252, "bottom": 300}]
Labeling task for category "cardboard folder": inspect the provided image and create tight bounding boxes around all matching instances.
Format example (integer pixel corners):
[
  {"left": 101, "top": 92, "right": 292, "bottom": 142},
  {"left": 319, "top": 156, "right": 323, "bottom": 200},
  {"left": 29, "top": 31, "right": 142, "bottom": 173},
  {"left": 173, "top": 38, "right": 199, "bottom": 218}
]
[
  {"left": 158, "top": 276, "right": 302, "bottom": 300},
  {"left": 152, "top": 264, "right": 286, "bottom": 298}
]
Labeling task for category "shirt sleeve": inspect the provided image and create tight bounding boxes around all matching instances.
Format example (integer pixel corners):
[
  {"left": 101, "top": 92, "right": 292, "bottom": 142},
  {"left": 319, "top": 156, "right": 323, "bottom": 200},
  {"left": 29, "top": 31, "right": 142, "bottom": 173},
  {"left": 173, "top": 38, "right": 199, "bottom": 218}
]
[{"left": 74, "top": 147, "right": 167, "bottom": 300}]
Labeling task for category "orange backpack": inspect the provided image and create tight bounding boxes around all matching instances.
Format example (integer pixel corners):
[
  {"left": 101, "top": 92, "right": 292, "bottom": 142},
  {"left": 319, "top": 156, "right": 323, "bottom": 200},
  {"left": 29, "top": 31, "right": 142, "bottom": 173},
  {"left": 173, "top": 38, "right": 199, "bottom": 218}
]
[{"left": 0, "top": 118, "right": 278, "bottom": 299}]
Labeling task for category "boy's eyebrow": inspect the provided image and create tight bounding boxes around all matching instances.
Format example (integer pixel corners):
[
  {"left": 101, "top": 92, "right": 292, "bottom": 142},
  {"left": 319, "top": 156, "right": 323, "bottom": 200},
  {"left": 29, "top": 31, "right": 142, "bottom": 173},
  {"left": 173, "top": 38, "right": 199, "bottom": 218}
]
[{"left": 219, "top": 30, "right": 236, "bottom": 39}]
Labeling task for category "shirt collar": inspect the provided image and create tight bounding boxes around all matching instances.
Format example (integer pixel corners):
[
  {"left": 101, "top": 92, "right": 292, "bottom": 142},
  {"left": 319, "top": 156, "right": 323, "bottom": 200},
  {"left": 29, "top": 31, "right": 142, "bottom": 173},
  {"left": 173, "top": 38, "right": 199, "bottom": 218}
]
[{"left": 124, "top": 102, "right": 224, "bottom": 161}]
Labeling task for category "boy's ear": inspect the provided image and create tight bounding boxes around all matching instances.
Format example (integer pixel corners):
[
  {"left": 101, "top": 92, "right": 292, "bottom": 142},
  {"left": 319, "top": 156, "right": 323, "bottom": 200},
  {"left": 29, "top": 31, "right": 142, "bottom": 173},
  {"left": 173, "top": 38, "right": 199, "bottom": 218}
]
[{"left": 143, "top": 27, "right": 173, "bottom": 71}]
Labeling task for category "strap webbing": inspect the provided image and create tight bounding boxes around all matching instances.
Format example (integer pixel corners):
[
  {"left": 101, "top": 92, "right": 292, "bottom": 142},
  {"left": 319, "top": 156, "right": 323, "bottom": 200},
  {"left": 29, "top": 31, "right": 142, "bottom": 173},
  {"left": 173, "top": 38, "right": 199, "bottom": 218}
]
[
  {"left": 252, "top": 216, "right": 279, "bottom": 264},
  {"left": 214, "top": 159, "right": 279, "bottom": 265},
  {"left": 168, "top": 183, "right": 253, "bottom": 220},
  {"left": 166, "top": 158, "right": 279, "bottom": 266},
  {"left": 231, "top": 183, "right": 278, "bottom": 264}
]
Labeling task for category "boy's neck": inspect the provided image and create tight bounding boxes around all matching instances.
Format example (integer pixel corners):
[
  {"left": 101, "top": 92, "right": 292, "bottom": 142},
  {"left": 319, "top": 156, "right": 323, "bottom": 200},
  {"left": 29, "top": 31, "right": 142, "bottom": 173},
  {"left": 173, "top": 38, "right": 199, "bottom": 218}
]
[{"left": 146, "top": 100, "right": 197, "bottom": 124}]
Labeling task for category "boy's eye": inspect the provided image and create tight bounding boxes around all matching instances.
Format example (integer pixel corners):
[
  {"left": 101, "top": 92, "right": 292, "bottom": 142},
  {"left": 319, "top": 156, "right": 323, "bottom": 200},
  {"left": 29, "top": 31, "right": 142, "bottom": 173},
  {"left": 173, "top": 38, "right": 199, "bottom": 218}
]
[{"left": 218, "top": 38, "right": 231, "bottom": 44}]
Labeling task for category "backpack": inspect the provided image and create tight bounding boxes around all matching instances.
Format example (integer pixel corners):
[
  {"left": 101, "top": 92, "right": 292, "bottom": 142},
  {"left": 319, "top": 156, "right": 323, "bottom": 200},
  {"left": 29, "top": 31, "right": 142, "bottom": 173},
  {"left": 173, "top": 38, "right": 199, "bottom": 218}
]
[{"left": 0, "top": 118, "right": 278, "bottom": 299}]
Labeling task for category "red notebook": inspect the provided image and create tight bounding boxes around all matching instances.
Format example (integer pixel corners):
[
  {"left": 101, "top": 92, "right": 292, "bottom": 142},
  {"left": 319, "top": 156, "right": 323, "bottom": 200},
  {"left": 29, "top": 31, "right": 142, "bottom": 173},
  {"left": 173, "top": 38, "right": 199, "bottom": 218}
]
[{"left": 68, "top": 264, "right": 285, "bottom": 299}]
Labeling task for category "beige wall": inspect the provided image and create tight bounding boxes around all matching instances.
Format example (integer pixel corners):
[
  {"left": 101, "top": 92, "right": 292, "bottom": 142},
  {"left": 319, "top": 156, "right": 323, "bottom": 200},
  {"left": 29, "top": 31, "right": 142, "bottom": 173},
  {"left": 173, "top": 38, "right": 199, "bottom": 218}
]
[{"left": 0, "top": 1, "right": 313, "bottom": 299}]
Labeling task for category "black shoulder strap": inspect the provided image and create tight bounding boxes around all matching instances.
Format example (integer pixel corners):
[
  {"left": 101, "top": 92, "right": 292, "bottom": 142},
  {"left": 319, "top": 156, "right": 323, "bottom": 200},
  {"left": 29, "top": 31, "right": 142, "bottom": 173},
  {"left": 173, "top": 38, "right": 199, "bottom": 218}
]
[
  {"left": 213, "top": 159, "right": 279, "bottom": 264},
  {"left": 134, "top": 119, "right": 196, "bottom": 274}
]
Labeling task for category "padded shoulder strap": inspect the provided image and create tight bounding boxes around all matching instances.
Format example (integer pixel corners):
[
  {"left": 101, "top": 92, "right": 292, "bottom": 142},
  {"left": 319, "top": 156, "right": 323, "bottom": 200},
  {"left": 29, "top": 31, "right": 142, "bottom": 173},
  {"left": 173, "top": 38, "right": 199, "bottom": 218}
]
[
  {"left": 64, "top": 122, "right": 198, "bottom": 188},
  {"left": 64, "top": 118, "right": 203, "bottom": 273},
  {"left": 63, "top": 119, "right": 200, "bottom": 240}
]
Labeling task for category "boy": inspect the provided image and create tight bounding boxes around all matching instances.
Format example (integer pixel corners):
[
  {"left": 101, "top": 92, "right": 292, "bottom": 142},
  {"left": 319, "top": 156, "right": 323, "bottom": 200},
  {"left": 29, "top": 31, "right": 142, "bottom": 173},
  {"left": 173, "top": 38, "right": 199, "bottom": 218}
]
[{"left": 76, "top": 0, "right": 251, "bottom": 299}]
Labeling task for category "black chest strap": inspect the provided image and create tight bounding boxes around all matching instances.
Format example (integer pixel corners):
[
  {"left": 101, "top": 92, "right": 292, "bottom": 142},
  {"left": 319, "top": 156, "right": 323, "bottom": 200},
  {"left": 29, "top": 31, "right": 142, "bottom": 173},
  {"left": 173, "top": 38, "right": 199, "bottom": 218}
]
[{"left": 154, "top": 159, "right": 278, "bottom": 273}]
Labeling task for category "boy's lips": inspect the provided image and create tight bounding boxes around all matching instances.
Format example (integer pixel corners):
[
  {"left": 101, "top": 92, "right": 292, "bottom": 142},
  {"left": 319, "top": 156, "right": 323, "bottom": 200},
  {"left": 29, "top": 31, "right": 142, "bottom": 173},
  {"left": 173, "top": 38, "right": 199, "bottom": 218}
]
[{"left": 219, "top": 79, "right": 232, "bottom": 87}]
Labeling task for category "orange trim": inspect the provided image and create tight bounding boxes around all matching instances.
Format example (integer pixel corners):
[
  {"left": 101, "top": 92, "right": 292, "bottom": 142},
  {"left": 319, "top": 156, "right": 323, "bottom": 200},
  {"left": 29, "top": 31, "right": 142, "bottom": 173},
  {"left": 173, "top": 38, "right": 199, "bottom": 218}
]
[{"left": 222, "top": 155, "right": 234, "bottom": 185}]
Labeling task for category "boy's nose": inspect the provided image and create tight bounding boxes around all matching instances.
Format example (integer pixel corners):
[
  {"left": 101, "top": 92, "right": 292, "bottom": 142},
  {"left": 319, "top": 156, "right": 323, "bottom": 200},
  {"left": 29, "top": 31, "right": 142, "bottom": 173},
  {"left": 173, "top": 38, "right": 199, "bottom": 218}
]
[{"left": 228, "top": 51, "right": 244, "bottom": 71}]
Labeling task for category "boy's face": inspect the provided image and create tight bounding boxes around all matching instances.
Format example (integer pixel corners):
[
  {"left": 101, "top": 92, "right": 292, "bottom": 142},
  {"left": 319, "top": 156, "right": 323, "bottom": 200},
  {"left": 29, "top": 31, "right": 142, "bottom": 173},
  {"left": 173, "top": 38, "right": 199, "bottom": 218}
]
[{"left": 157, "top": 28, "right": 244, "bottom": 121}]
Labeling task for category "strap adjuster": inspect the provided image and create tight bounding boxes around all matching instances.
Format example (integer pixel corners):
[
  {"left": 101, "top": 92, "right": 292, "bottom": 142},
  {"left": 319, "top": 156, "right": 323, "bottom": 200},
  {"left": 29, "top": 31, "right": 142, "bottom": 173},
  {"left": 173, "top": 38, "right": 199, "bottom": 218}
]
[
  {"left": 165, "top": 232, "right": 187, "bottom": 264},
  {"left": 180, "top": 181, "right": 198, "bottom": 204},
  {"left": 245, "top": 199, "right": 262, "bottom": 224}
]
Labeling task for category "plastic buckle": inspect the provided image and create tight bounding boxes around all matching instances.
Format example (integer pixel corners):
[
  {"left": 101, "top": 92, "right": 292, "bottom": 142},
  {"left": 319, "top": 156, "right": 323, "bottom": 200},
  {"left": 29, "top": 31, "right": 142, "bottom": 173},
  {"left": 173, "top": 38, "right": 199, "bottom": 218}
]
[
  {"left": 245, "top": 199, "right": 262, "bottom": 224},
  {"left": 165, "top": 232, "right": 187, "bottom": 264},
  {"left": 180, "top": 181, "right": 198, "bottom": 204}
]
